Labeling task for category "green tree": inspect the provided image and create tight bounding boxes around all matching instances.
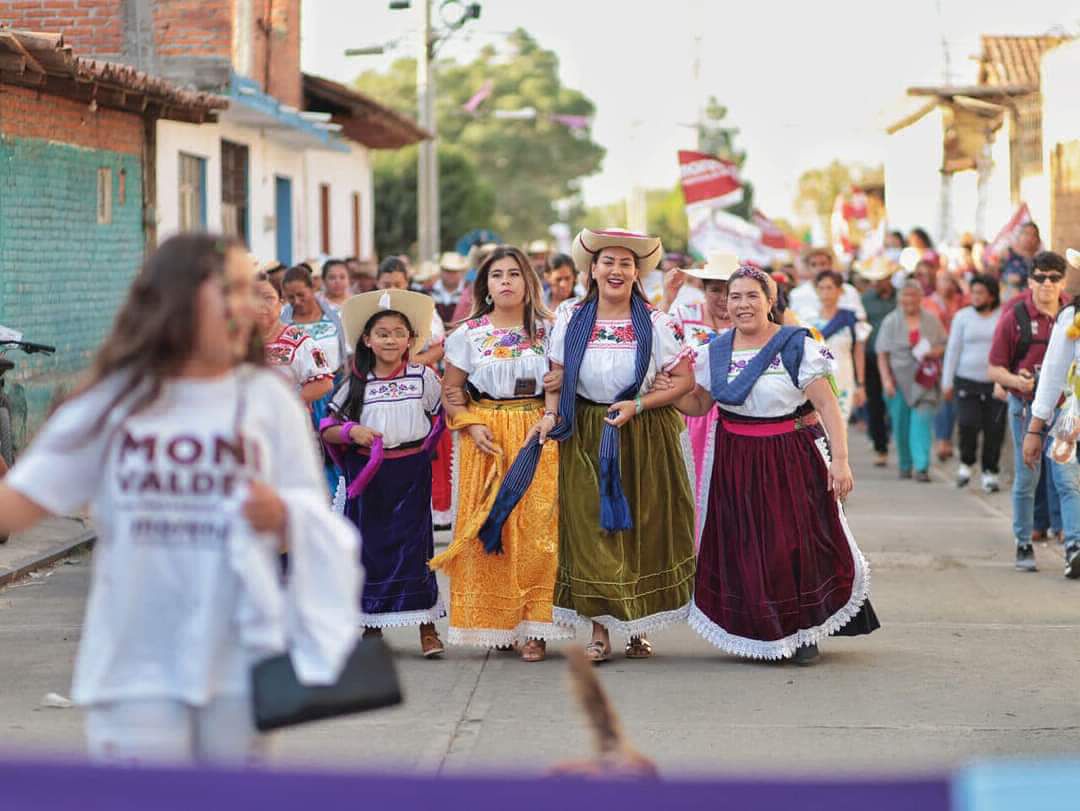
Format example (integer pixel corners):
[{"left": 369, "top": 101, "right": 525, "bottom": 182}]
[
  {"left": 372, "top": 144, "right": 495, "bottom": 257},
  {"left": 794, "top": 160, "right": 884, "bottom": 235},
  {"left": 356, "top": 28, "right": 605, "bottom": 246},
  {"left": 697, "top": 97, "right": 754, "bottom": 220}
]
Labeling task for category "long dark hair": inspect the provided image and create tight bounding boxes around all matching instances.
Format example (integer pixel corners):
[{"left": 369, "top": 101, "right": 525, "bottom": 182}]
[
  {"left": 337, "top": 310, "right": 415, "bottom": 422},
  {"left": 76, "top": 233, "right": 259, "bottom": 433},
  {"left": 464, "top": 246, "right": 552, "bottom": 341}
]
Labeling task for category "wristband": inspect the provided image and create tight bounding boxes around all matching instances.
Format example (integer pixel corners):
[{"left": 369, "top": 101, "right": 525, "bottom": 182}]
[
  {"left": 1027, "top": 430, "right": 1045, "bottom": 437},
  {"left": 341, "top": 421, "right": 361, "bottom": 444},
  {"left": 634, "top": 396, "right": 644, "bottom": 415}
]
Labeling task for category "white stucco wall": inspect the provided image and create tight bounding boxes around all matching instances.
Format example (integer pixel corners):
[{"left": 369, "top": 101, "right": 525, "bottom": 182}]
[
  {"left": 1041, "top": 39, "right": 1080, "bottom": 241},
  {"left": 302, "top": 142, "right": 375, "bottom": 261},
  {"left": 884, "top": 106, "right": 944, "bottom": 240},
  {"left": 155, "top": 120, "right": 375, "bottom": 265}
]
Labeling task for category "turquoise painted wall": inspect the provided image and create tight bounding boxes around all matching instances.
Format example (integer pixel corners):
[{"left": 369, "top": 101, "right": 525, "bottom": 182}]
[{"left": 0, "top": 136, "right": 144, "bottom": 447}]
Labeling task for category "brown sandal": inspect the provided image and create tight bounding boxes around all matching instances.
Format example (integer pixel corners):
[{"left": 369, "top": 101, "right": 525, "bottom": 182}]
[
  {"left": 625, "top": 636, "right": 653, "bottom": 659},
  {"left": 520, "top": 639, "right": 546, "bottom": 662},
  {"left": 584, "top": 640, "right": 611, "bottom": 663},
  {"left": 420, "top": 623, "right": 445, "bottom": 658}
]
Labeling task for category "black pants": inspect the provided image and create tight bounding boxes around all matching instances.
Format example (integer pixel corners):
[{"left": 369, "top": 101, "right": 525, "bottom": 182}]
[
  {"left": 954, "top": 376, "right": 1007, "bottom": 473},
  {"left": 864, "top": 350, "right": 890, "bottom": 454}
]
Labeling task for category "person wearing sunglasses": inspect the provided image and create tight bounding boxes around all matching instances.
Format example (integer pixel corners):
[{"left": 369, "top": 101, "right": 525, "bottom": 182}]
[
  {"left": 1021, "top": 249, "right": 1080, "bottom": 580},
  {"left": 989, "top": 251, "right": 1073, "bottom": 572}
]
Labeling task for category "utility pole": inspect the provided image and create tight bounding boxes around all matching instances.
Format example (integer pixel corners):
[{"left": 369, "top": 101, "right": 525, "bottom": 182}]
[{"left": 416, "top": 0, "right": 440, "bottom": 264}]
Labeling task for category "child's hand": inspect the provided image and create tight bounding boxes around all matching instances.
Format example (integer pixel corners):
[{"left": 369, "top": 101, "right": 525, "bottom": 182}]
[{"left": 348, "top": 424, "right": 382, "bottom": 447}]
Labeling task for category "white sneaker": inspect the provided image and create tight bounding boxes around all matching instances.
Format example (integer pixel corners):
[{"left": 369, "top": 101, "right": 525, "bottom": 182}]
[
  {"left": 956, "top": 464, "right": 972, "bottom": 488},
  {"left": 981, "top": 472, "right": 1000, "bottom": 493}
]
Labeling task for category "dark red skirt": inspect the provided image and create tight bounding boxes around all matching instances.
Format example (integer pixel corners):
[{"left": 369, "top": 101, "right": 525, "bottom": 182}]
[
  {"left": 690, "top": 413, "right": 878, "bottom": 659},
  {"left": 430, "top": 430, "right": 454, "bottom": 527}
]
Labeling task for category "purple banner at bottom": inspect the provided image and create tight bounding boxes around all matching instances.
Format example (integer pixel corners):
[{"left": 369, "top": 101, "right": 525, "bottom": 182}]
[{"left": 0, "top": 758, "right": 949, "bottom": 811}]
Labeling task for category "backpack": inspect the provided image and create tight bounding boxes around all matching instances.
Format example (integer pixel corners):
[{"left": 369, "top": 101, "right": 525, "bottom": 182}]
[{"left": 1009, "top": 300, "right": 1048, "bottom": 371}]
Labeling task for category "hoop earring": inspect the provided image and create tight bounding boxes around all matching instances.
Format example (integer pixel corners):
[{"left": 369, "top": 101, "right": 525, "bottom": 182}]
[{"left": 485, "top": 294, "right": 493, "bottom": 306}]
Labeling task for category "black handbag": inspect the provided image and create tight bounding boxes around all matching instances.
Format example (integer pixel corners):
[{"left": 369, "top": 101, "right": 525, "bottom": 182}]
[{"left": 251, "top": 636, "right": 404, "bottom": 732}]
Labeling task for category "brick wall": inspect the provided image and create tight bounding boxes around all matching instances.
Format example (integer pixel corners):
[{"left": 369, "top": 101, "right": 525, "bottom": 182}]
[
  {"left": 0, "top": 0, "right": 125, "bottom": 59},
  {"left": 0, "top": 86, "right": 145, "bottom": 443},
  {"left": 250, "top": 0, "right": 301, "bottom": 108},
  {"left": 153, "top": 0, "right": 232, "bottom": 58}
]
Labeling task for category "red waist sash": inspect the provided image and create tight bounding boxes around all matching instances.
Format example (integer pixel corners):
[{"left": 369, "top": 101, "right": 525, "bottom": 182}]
[{"left": 720, "top": 411, "right": 819, "bottom": 437}]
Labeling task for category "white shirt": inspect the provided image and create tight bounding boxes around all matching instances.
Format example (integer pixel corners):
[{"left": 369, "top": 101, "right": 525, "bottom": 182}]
[
  {"left": 811, "top": 313, "right": 871, "bottom": 394},
  {"left": 444, "top": 317, "right": 550, "bottom": 399},
  {"left": 1033, "top": 305, "right": 1079, "bottom": 422},
  {"left": 942, "top": 306, "right": 1001, "bottom": 388},
  {"left": 673, "top": 301, "right": 725, "bottom": 349},
  {"left": 329, "top": 363, "right": 441, "bottom": 449},
  {"left": 6, "top": 367, "right": 360, "bottom": 706},
  {"left": 291, "top": 311, "right": 343, "bottom": 373},
  {"left": 265, "top": 325, "right": 333, "bottom": 391},
  {"left": 694, "top": 335, "right": 836, "bottom": 418},
  {"left": 790, "top": 281, "right": 867, "bottom": 324},
  {"left": 549, "top": 303, "right": 690, "bottom": 403}
]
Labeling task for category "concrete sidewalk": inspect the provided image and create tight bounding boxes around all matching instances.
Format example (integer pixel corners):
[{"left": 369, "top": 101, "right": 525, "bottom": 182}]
[{"left": 0, "top": 516, "right": 95, "bottom": 588}]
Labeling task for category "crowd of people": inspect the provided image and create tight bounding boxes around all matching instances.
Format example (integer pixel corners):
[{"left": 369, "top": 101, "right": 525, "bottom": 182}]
[{"left": 2, "top": 215, "right": 1078, "bottom": 765}]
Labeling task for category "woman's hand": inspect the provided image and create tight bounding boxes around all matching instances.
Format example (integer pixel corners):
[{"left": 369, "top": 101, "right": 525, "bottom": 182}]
[
  {"left": 882, "top": 377, "right": 896, "bottom": 399},
  {"left": 604, "top": 400, "right": 637, "bottom": 428},
  {"left": 466, "top": 423, "right": 499, "bottom": 455},
  {"left": 852, "top": 385, "right": 867, "bottom": 408},
  {"left": 243, "top": 480, "right": 288, "bottom": 534},
  {"left": 348, "top": 424, "right": 382, "bottom": 447},
  {"left": 828, "top": 459, "right": 855, "bottom": 501},
  {"left": 649, "top": 371, "right": 675, "bottom": 393},
  {"left": 525, "top": 413, "right": 559, "bottom": 446},
  {"left": 1022, "top": 431, "right": 1044, "bottom": 469},
  {"left": 444, "top": 385, "right": 468, "bottom": 407},
  {"left": 942, "top": 387, "right": 954, "bottom": 402},
  {"left": 542, "top": 368, "right": 563, "bottom": 393},
  {"left": 662, "top": 269, "right": 685, "bottom": 310}
]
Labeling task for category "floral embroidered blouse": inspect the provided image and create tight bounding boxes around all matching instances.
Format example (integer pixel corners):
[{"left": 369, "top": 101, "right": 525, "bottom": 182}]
[
  {"left": 693, "top": 336, "right": 836, "bottom": 418},
  {"left": 329, "top": 363, "right": 442, "bottom": 449},
  {"left": 549, "top": 303, "right": 692, "bottom": 404},
  {"left": 264, "top": 325, "right": 334, "bottom": 393},
  {"left": 443, "top": 316, "right": 550, "bottom": 399}
]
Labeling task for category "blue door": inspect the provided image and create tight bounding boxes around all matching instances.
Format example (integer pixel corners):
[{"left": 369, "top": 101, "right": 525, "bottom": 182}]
[{"left": 275, "top": 175, "right": 293, "bottom": 266}]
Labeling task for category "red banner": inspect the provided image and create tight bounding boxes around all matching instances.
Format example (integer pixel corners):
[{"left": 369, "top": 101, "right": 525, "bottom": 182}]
[
  {"left": 752, "top": 209, "right": 798, "bottom": 251},
  {"left": 678, "top": 150, "right": 743, "bottom": 209},
  {"left": 988, "top": 202, "right": 1032, "bottom": 261}
]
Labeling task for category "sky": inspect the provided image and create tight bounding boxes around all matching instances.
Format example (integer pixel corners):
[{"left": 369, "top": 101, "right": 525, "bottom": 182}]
[{"left": 301, "top": 0, "right": 1080, "bottom": 223}]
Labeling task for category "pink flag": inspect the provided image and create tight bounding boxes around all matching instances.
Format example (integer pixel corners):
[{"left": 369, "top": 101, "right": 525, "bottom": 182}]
[
  {"left": 678, "top": 150, "right": 743, "bottom": 209},
  {"left": 462, "top": 79, "right": 494, "bottom": 113},
  {"left": 550, "top": 113, "right": 590, "bottom": 129}
]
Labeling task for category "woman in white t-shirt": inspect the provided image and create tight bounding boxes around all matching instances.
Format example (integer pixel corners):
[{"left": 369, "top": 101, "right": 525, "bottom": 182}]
[{"left": 0, "top": 234, "right": 359, "bottom": 765}]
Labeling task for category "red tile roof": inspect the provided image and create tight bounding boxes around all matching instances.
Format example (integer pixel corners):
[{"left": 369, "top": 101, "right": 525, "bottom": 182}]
[
  {"left": 302, "top": 73, "right": 431, "bottom": 150},
  {"left": 977, "top": 35, "right": 1072, "bottom": 89},
  {"left": 0, "top": 28, "right": 226, "bottom": 123}
]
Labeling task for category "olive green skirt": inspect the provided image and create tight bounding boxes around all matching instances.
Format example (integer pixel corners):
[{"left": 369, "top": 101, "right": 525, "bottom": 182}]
[{"left": 554, "top": 402, "right": 696, "bottom": 637}]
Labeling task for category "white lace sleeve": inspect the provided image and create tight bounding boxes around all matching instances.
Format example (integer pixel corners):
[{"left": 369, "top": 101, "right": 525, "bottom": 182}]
[{"left": 797, "top": 336, "right": 837, "bottom": 389}]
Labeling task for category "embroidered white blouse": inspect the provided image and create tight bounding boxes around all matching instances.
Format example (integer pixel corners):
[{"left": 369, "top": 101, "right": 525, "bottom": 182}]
[
  {"left": 549, "top": 303, "right": 692, "bottom": 404},
  {"left": 444, "top": 316, "right": 550, "bottom": 399},
  {"left": 329, "top": 363, "right": 441, "bottom": 449},
  {"left": 673, "top": 301, "right": 725, "bottom": 349},
  {"left": 265, "top": 325, "right": 334, "bottom": 391},
  {"left": 693, "top": 335, "right": 836, "bottom": 418}
]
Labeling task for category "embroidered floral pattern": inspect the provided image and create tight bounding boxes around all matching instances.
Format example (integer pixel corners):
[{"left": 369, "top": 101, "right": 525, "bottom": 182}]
[
  {"left": 365, "top": 377, "right": 424, "bottom": 404},
  {"left": 685, "top": 324, "right": 717, "bottom": 347},
  {"left": 477, "top": 326, "right": 547, "bottom": 360},
  {"left": 589, "top": 321, "right": 637, "bottom": 346},
  {"left": 728, "top": 354, "right": 785, "bottom": 378}
]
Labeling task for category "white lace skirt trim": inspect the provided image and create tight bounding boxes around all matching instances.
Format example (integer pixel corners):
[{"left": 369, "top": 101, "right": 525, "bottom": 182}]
[
  {"left": 359, "top": 597, "right": 447, "bottom": 629},
  {"left": 552, "top": 603, "right": 691, "bottom": 638},
  {"left": 688, "top": 439, "right": 872, "bottom": 661},
  {"left": 431, "top": 431, "right": 456, "bottom": 526},
  {"left": 446, "top": 620, "right": 575, "bottom": 648},
  {"left": 693, "top": 410, "right": 718, "bottom": 551}
]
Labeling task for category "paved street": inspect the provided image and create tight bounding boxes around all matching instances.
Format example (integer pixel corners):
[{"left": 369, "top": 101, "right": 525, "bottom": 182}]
[{"left": 1, "top": 437, "right": 1078, "bottom": 777}]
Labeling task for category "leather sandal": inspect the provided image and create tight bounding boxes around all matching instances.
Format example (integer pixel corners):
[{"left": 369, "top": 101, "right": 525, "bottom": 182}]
[
  {"left": 584, "top": 640, "right": 611, "bottom": 663},
  {"left": 520, "top": 639, "right": 546, "bottom": 662},
  {"left": 625, "top": 636, "right": 653, "bottom": 659},
  {"left": 419, "top": 623, "right": 445, "bottom": 658}
]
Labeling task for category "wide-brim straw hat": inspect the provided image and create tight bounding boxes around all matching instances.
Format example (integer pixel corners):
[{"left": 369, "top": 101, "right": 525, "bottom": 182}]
[
  {"left": 857, "top": 254, "right": 899, "bottom": 282},
  {"left": 683, "top": 251, "right": 739, "bottom": 282},
  {"left": 571, "top": 228, "right": 663, "bottom": 277},
  {"left": 527, "top": 239, "right": 550, "bottom": 255},
  {"left": 440, "top": 252, "right": 469, "bottom": 272},
  {"left": 413, "top": 260, "right": 440, "bottom": 284},
  {"left": 1066, "top": 249, "right": 1080, "bottom": 297},
  {"left": 341, "top": 290, "right": 434, "bottom": 356}
]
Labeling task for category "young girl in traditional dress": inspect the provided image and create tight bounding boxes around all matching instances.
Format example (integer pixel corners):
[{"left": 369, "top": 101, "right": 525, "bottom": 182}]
[
  {"left": 321, "top": 290, "right": 446, "bottom": 658},
  {"left": 431, "top": 246, "right": 571, "bottom": 662},
  {"left": 0, "top": 234, "right": 359, "bottom": 763}
]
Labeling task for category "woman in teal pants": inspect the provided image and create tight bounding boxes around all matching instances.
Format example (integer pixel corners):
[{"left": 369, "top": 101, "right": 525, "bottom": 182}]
[{"left": 876, "top": 279, "right": 948, "bottom": 481}]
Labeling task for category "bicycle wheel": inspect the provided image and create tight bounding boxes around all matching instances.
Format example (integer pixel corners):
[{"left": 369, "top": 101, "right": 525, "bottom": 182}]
[{"left": 0, "top": 404, "right": 13, "bottom": 468}]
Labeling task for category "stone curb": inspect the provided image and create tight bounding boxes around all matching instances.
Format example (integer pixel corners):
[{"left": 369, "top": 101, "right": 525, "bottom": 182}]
[{"left": 0, "top": 529, "right": 96, "bottom": 589}]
